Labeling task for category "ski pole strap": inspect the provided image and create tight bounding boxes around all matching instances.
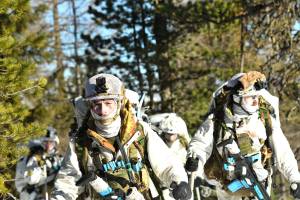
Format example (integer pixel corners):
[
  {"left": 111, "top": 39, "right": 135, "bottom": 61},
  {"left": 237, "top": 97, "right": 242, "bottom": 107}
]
[
  {"left": 225, "top": 157, "right": 270, "bottom": 200},
  {"left": 227, "top": 179, "right": 266, "bottom": 200},
  {"left": 224, "top": 153, "right": 261, "bottom": 171}
]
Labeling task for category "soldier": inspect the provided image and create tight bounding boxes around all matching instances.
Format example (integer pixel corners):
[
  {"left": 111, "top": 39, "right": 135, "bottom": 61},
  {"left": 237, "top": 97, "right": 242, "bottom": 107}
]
[
  {"left": 158, "top": 113, "right": 190, "bottom": 164},
  {"left": 152, "top": 113, "right": 191, "bottom": 200},
  {"left": 51, "top": 73, "right": 191, "bottom": 200},
  {"left": 185, "top": 71, "right": 300, "bottom": 200},
  {"left": 15, "top": 127, "right": 61, "bottom": 200}
]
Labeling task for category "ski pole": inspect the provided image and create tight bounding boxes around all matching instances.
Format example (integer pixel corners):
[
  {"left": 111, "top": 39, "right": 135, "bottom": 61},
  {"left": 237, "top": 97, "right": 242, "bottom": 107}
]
[{"left": 43, "top": 164, "right": 48, "bottom": 200}]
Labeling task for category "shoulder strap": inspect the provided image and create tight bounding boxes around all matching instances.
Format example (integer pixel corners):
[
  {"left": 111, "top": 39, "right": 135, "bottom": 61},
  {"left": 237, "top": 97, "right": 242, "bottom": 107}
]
[
  {"left": 178, "top": 135, "right": 189, "bottom": 150},
  {"left": 131, "top": 123, "right": 146, "bottom": 159},
  {"left": 74, "top": 143, "right": 89, "bottom": 175},
  {"left": 86, "top": 129, "right": 116, "bottom": 153},
  {"left": 258, "top": 96, "right": 274, "bottom": 137}
]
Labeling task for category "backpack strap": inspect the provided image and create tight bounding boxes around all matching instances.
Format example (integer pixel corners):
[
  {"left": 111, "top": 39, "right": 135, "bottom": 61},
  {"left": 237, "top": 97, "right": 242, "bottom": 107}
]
[
  {"left": 258, "top": 97, "right": 275, "bottom": 168},
  {"left": 258, "top": 96, "right": 274, "bottom": 137}
]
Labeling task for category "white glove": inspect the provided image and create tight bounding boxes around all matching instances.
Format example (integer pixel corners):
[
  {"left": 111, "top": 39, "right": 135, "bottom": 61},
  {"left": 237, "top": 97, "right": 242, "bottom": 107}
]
[
  {"left": 224, "top": 140, "right": 240, "bottom": 155},
  {"left": 126, "top": 187, "right": 145, "bottom": 200},
  {"left": 45, "top": 159, "right": 52, "bottom": 169},
  {"left": 89, "top": 176, "right": 112, "bottom": 197},
  {"left": 25, "top": 168, "right": 42, "bottom": 185}
]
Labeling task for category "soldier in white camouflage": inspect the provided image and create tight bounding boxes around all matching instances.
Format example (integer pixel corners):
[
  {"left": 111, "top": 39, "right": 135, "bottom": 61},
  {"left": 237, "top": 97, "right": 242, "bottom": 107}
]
[
  {"left": 185, "top": 71, "right": 300, "bottom": 200},
  {"left": 15, "top": 127, "right": 62, "bottom": 200},
  {"left": 51, "top": 74, "right": 192, "bottom": 200}
]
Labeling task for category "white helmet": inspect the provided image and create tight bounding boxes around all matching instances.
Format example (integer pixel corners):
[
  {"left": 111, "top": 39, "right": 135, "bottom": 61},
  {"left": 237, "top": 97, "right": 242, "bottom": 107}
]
[
  {"left": 125, "top": 89, "right": 139, "bottom": 106},
  {"left": 85, "top": 74, "right": 124, "bottom": 102},
  {"left": 84, "top": 74, "right": 125, "bottom": 126},
  {"left": 41, "top": 126, "right": 59, "bottom": 145},
  {"left": 149, "top": 113, "right": 172, "bottom": 133},
  {"left": 159, "top": 113, "right": 188, "bottom": 136}
]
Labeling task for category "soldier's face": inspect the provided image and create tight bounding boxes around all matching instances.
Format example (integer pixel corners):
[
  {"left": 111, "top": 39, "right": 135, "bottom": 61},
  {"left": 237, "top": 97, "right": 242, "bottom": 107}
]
[
  {"left": 44, "top": 141, "right": 56, "bottom": 154},
  {"left": 164, "top": 133, "right": 178, "bottom": 143},
  {"left": 91, "top": 99, "right": 118, "bottom": 117},
  {"left": 242, "top": 95, "right": 258, "bottom": 106}
]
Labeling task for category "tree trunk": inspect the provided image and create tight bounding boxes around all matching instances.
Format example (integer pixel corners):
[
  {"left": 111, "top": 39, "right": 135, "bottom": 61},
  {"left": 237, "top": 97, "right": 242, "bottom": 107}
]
[
  {"left": 70, "top": 0, "right": 81, "bottom": 96},
  {"left": 240, "top": 17, "right": 245, "bottom": 73},
  {"left": 53, "top": 0, "right": 65, "bottom": 95},
  {"left": 130, "top": 1, "right": 144, "bottom": 93},
  {"left": 139, "top": 0, "right": 154, "bottom": 108},
  {"left": 153, "top": 9, "right": 171, "bottom": 112}
]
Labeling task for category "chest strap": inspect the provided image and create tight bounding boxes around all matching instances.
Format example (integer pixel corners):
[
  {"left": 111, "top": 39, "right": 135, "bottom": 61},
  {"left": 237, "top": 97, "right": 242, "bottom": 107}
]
[
  {"left": 86, "top": 129, "right": 116, "bottom": 153},
  {"left": 115, "top": 131, "right": 141, "bottom": 159},
  {"left": 102, "top": 160, "right": 143, "bottom": 173}
]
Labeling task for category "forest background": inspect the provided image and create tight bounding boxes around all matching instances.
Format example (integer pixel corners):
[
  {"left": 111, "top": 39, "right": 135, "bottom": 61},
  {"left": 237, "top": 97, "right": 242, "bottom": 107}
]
[{"left": 0, "top": 0, "right": 300, "bottom": 199}]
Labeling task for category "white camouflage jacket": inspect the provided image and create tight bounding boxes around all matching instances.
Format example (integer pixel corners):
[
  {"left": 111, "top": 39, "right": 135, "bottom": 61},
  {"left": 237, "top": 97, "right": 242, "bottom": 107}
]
[
  {"left": 51, "top": 97, "right": 188, "bottom": 200},
  {"left": 168, "top": 139, "right": 188, "bottom": 166},
  {"left": 15, "top": 154, "right": 60, "bottom": 200},
  {"left": 188, "top": 89, "right": 300, "bottom": 186}
]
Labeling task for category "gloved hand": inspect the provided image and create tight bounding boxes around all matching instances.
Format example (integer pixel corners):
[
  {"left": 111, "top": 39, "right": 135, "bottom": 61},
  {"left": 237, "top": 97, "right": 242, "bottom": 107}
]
[
  {"left": 102, "top": 189, "right": 125, "bottom": 200},
  {"left": 185, "top": 156, "right": 199, "bottom": 172},
  {"left": 291, "top": 182, "right": 300, "bottom": 199},
  {"left": 45, "top": 159, "right": 52, "bottom": 169},
  {"left": 78, "top": 172, "right": 125, "bottom": 199},
  {"left": 194, "top": 177, "right": 215, "bottom": 189},
  {"left": 171, "top": 181, "right": 192, "bottom": 200},
  {"left": 194, "top": 176, "right": 203, "bottom": 187},
  {"left": 125, "top": 187, "right": 145, "bottom": 200},
  {"left": 43, "top": 155, "right": 60, "bottom": 172}
]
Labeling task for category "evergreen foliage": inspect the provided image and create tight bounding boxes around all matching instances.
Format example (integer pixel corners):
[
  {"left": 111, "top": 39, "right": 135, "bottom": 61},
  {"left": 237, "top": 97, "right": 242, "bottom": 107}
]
[
  {"left": 0, "top": 0, "right": 49, "bottom": 195},
  {"left": 156, "top": 0, "right": 300, "bottom": 132},
  {"left": 82, "top": 0, "right": 157, "bottom": 107},
  {"left": 81, "top": 0, "right": 300, "bottom": 136},
  {"left": 83, "top": 0, "right": 299, "bottom": 137}
]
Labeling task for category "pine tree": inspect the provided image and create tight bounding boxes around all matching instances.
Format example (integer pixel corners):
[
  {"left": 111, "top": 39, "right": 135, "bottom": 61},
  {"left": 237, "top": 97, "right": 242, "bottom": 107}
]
[
  {"left": 82, "top": 0, "right": 157, "bottom": 106},
  {"left": 0, "top": 0, "right": 49, "bottom": 196},
  {"left": 156, "top": 0, "right": 300, "bottom": 132},
  {"left": 242, "top": 1, "right": 300, "bottom": 124}
]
